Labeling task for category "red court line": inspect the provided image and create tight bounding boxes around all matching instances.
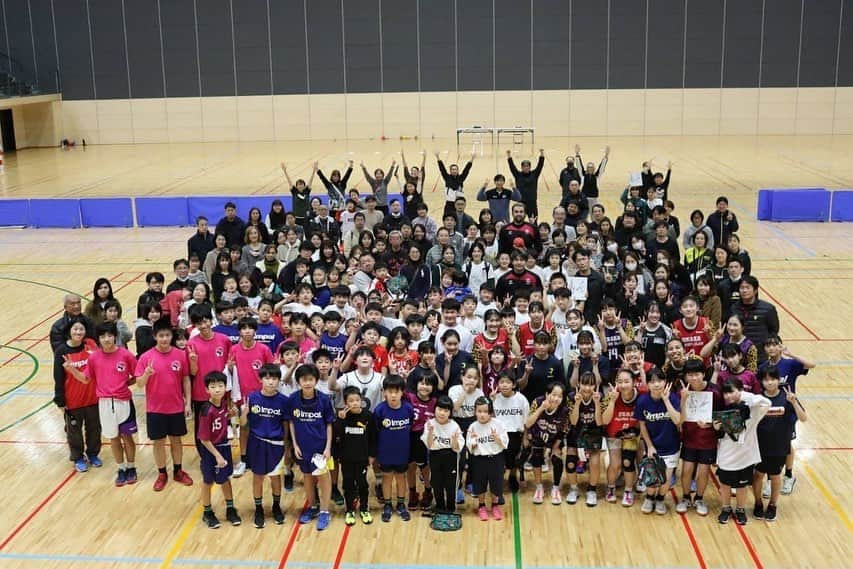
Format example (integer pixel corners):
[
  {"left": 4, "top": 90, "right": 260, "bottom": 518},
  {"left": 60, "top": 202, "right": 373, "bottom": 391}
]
[
  {"left": 758, "top": 286, "right": 820, "bottom": 341},
  {"left": 708, "top": 472, "right": 764, "bottom": 569},
  {"left": 277, "top": 500, "right": 308, "bottom": 569},
  {"left": 0, "top": 470, "right": 76, "bottom": 550},
  {"left": 332, "top": 525, "right": 351, "bottom": 569},
  {"left": 669, "top": 489, "right": 708, "bottom": 569}
]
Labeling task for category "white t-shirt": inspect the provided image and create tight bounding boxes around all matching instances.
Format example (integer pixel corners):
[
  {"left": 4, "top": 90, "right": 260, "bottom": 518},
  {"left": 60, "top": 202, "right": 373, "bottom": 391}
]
[
  {"left": 280, "top": 302, "right": 323, "bottom": 316},
  {"left": 492, "top": 392, "right": 530, "bottom": 433},
  {"left": 554, "top": 324, "right": 602, "bottom": 359},
  {"left": 324, "top": 303, "right": 358, "bottom": 321},
  {"left": 421, "top": 418, "right": 465, "bottom": 451},
  {"left": 466, "top": 419, "right": 509, "bottom": 456},
  {"left": 475, "top": 300, "right": 499, "bottom": 319},
  {"left": 461, "top": 315, "right": 485, "bottom": 336},
  {"left": 337, "top": 369, "right": 384, "bottom": 411},
  {"left": 434, "top": 323, "right": 474, "bottom": 355},
  {"left": 448, "top": 385, "right": 484, "bottom": 419}
]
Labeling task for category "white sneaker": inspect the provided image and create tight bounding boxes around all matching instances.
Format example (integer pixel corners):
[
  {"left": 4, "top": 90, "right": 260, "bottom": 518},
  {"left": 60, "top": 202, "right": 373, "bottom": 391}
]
[
  {"left": 232, "top": 461, "right": 246, "bottom": 478},
  {"left": 655, "top": 499, "right": 667, "bottom": 515},
  {"left": 641, "top": 497, "right": 655, "bottom": 514},
  {"left": 694, "top": 499, "right": 708, "bottom": 516},
  {"left": 635, "top": 480, "right": 647, "bottom": 493},
  {"left": 532, "top": 484, "right": 544, "bottom": 504},
  {"left": 676, "top": 498, "right": 691, "bottom": 514},
  {"left": 781, "top": 476, "right": 796, "bottom": 495},
  {"left": 762, "top": 479, "right": 771, "bottom": 498},
  {"left": 523, "top": 461, "right": 533, "bottom": 472},
  {"left": 622, "top": 490, "right": 635, "bottom": 507},
  {"left": 542, "top": 461, "right": 550, "bottom": 473},
  {"left": 566, "top": 486, "right": 579, "bottom": 504},
  {"left": 550, "top": 486, "right": 562, "bottom": 505},
  {"left": 585, "top": 490, "right": 598, "bottom": 507}
]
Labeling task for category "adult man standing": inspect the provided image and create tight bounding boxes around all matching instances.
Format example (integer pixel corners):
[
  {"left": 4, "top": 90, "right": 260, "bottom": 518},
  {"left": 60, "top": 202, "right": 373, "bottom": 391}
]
[
  {"left": 187, "top": 216, "right": 215, "bottom": 261},
  {"left": 381, "top": 231, "right": 408, "bottom": 277},
  {"left": 452, "top": 197, "right": 477, "bottom": 234},
  {"left": 215, "top": 202, "right": 246, "bottom": 247},
  {"left": 706, "top": 196, "right": 739, "bottom": 247},
  {"left": 507, "top": 149, "right": 545, "bottom": 218},
  {"left": 50, "top": 294, "right": 95, "bottom": 353},
  {"left": 307, "top": 204, "right": 341, "bottom": 243},
  {"left": 498, "top": 204, "right": 540, "bottom": 255},
  {"left": 731, "top": 276, "right": 779, "bottom": 364}
]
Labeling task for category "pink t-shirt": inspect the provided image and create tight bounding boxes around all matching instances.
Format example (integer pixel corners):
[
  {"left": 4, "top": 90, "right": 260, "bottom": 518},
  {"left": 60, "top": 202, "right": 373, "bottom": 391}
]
[
  {"left": 232, "top": 341, "right": 275, "bottom": 400},
  {"left": 135, "top": 347, "right": 189, "bottom": 414},
  {"left": 188, "top": 332, "right": 231, "bottom": 402},
  {"left": 86, "top": 347, "right": 137, "bottom": 400}
]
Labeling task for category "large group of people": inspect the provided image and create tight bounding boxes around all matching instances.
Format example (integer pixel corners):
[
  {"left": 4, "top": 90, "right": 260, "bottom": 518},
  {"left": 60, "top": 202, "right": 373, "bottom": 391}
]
[{"left": 51, "top": 147, "right": 815, "bottom": 532}]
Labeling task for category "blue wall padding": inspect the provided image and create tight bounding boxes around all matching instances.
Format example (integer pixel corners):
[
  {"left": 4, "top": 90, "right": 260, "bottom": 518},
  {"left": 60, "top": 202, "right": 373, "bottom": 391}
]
[
  {"left": 29, "top": 199, "right": 81, "bottom": 228},
  {"left": 756, "top": 188, "right": 830, "bottom": 222},
  {"left": 80, "top": 198, "right": 134, "bottom": 227},
  {"left": 0, "top": 199, "right": 30, "bottom": 226},
  {"left": 830, "top": 191, "right": 853, "bottom": 222},
  {"left": 136, "top": 197, "right": 189, "bottom": 227}
]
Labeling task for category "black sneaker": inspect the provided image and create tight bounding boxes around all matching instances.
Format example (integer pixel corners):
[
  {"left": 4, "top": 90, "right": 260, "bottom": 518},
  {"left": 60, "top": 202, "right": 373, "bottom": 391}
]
[
  {"left": 226, "top": 507, "right": 242, "bottom": 526},
  {"left": 332, "top": 486, "right": 345, "bottom": 506},
  {"left": 764, "top": 504, "right": 777, "bottom": 522},
  {"left": 718, "top": 507, "right": 732, "bottom": 524},
  {"left": 396, "top": 502, "right": 411, "bottom": 521},
  {"left": 753, "top": 503, "right": 765, "bottom": 519},
  {"left": 734, "top": 508, "right": 748, "bottom": 526},
  {"left": 254, "top": 507, "right": 265, "bottom": 529},
  {"left": 284, "top": 472, "right": 295, "bottom": 493},
  {"left": 272, "top": 504, "right": 285, "bottom": 525},
  {"left": 381, "top": 503, "right": 393, "bottom": 522},
  {"left": 203, "top": 511, "right": 221, "bottom": 529},
  {"left": 496, "top": 495, "right": 506, "bottom": 506},
  {"left": 375, "top": 483, "right": 385, "bottom": 504},
  {"left": 509, "top": 475, "right": 520, "bottom": 493}
]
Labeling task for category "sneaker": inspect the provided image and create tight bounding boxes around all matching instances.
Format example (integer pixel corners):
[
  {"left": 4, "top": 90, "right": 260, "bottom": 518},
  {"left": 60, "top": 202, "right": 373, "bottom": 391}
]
[
  {"left": 115, "top": 469, "right": 127, "bottom": 487},
  {"left": 478, "top": 506, "right": 489, "bottom": 521},
  {"left": 125, "top": 467, "right": 138, "bottom": 485},
  {"left": 375, "top": 483, "right": 386, "bottom": 504},
  {"left": 694, "top": 499, "right": 709, "bottom": 516},
  {"left": 317, "top": 511, "right": 331, "bottom": 531},
  {"left": 508, "top": 475, "right": 520, "bottom": 493},
  {"left": 203, "top": 511, "right": 221, "bottom": 529},
  {"left": 523, "top": 461, "right": 533, "bottom": 471},
  {"left": 345, "top": 511, "right": 356, "bottom": 526},
  {"left": 332, "top": 486, "right": 345, "bottom": 507},
  {"left": 284, "top": 472, "right": 294, "bottom": 492},
  {"left": 753, "top": 503, "right": 765, "bottom": 520},
  {"left": 299, "top": 506, "right": 320, "bottom": 524},
  {"left": 88, "top": 455, "right": 103, "bottom": 468},
  {"left": 550, "top": 486, "right": 562, "bottom": 505},
  {"left": 396, "top": 502, "right": 411, "bottom": 521},
  {"left": 272, "top": 504, "right": 285, "bottom": 525},
  {"left": 408, "top": 489, "right": 420, "bottom": 510},
  {"left": 718, "top": 507, "right": 732, "bottom": 524},
  {"left": 655, "top": 499, "right": 667, "bottom": 515},
  {"left": 75, "top": 458, "right": 88, "bottom": 473},
  {"left": 765, "top": 504, "right": 777, "bottom": 522},
  {"left": 381, "top": 504, "right": 393, "bottom": 523},
  {"left": 585, "top": 490, "right": 597, "bottom": 507},
  {"left": 254, "top": 508, "right": 265, "bottom": 529},
  {"left": 495, "top": 495, "right": 506, "bottom": 506},
  {"left": 635, "top": 480, "right": 647, "bottom": 493},
  {"left": 566, "top": 487, "right": 579, "bottom": 505},
  {"left": 762, "top": 479, "right": 771, "bottom": 498},
  {"left": 605, "top": 487, "right": 616, "bottom": 503},
  {"left": 622, "top": 491, "right": 635, "bottom": 507},
  {"left": 226, "top": 507, "right": 242, "bottom": 526},
  {"left": 492, "top": 505, "right": 503, "bottom": 520},
  {"left": 455, "top": 488, "right": 465, "bottom": 504},
  {"left": 360, "top": 509, "right": 373, "bottom": 524},
  {"left": 781, "top": 476, "right": 796, "bottom": 495},
  {"left": 676, "top": 498, "right": 691, "bottom": 514},
  {"left": 641, "top": 497, "right": 655, "bottom": 514},
  {"left": 533, "top": 484, "right": 544, "bottom": 504},
  {"left": 173, "top": 470, "right": 194, "bottom": 486},
  {"left": 735, "top": 508, "right": 747, "bottom": 525},
  {"left": 420, "top": 488, "right": 433, "bottom": 510},
  {"left": 542, "top": 461, "right": 550, "bottom": 473},
  {"left": 233, "top": 461, "right": 247, "bottom": 478},
  {"left": 153, "top": 472, "right": 168, "bottom": 492}
]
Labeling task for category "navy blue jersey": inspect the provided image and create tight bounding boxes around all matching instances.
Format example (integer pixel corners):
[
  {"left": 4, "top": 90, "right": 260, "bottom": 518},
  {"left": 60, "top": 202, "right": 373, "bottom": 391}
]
[
  {"left": 213, "top": 323, "right": 240, "bottom": 344},
  {"left": 247, "top": 391, "right": 289, "bottom": 440},
  {"left": 602, "top": 325, "right": 624, "bottom": 376},
  {"left": 286, "top": 390, "right": 335, "bottom": 450},
  {"left": 758, "top": 357, "right": 808, "bottom": 392},
  {"left": 320, "top": 332, "right": 348, "bottom": 362},
  {"left": 255, "top": 322, "right": 285, "bottom": 354},
  {"left": 633, "top": 392, "right": 681, "bottom": 456},
  {"left": 373, "top": 400, "right": 415, "bottom": 466}
]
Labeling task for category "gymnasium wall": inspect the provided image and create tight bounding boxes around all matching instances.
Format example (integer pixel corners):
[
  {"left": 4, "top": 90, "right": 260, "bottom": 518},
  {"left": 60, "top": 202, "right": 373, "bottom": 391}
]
[{"left": 7, "top": 0, "right": 853, "bottom": 144}]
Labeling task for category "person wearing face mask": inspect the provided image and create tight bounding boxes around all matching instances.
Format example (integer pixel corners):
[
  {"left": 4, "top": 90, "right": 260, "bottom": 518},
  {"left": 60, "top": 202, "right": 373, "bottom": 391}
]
[
  {"left": 717, "top": 257, "right": 745, "bottom": 320},
  {"left": 559, "top": 151, "right": 583, "bottom": 201},
  {"left": 614, "top": 212, "right": 642, "bottom": 250},
  {"left": 622, "top": 252, "right": 653, "bottom": 296}
]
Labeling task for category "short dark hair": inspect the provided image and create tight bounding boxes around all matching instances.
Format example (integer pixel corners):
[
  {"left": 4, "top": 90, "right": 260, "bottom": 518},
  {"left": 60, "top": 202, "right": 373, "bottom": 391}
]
[
  {"left": 382, "top": 374, "right": 406, "bottom": 391},
  {"left": 224, "top": 201, "right": 237, "bottom": 209},
  {"left": 295, "top": 364, "right": 319, "bottom": 382},
  {"left": 204, "top": 371, "right": 227, "bottom": 387}
]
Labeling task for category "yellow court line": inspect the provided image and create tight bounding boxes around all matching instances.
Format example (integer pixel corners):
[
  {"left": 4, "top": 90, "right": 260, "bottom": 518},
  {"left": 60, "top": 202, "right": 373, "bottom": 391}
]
[
  {"left": 804, "top": 464, "right": 853, "bottom": 533},
  {"left": 160, "top": 505, "right": 202, "bottom": 568}
]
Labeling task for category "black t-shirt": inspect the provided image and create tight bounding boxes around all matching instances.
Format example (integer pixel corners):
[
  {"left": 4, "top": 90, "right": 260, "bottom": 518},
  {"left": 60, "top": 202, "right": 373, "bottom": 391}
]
[
  {"left": 407, "top": 365, "right": 440, "bottom": 393},
  {"left": 757, "top": 391, "right": 796, "bottom": 456},
  {"left": 521, "top": 355, "right": 565, "bottom": 401},
  {"left": 640, "top": 324, "right": 671, "bottom": 368}
]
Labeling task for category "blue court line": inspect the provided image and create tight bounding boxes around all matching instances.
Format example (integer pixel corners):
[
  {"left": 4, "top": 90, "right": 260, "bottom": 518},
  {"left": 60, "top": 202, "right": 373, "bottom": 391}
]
[
  {"left": 728, "top": 199, "right": 817, "bottom": 258},
  {"left": 175, "top": 559, "right": 277, "bottom": 567},
  {"left": 0, "top": 552, "right": 161, "bottom": 564}
]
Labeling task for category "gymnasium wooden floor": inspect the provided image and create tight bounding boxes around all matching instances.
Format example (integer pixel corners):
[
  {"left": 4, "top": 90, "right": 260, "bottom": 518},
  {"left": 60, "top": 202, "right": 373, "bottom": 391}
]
[{"left": 0, "top": 135, "right": 851, "bottom": 569}]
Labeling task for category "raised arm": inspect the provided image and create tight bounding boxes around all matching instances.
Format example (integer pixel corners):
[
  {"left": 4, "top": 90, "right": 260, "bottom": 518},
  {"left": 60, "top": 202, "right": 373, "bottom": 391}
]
[
  {"left": 281, "top": 162, "right": 294, "bottom": 187},
  {"left": 341, "top": 161, "right": 354, "bottom": 186},
  {"left": 307, "top": 161, "right": 318, "bottom": 187},
  {"left": 476, "top": 180, "right": 489, "bottom": 202},
  {"left": 361, "top": 163, "right": 376, "bottom": 185},
  {"left": 533, "top": 150, "right": 545, "bottom": 177},
  {"left": 506, "top": 150, "right": 519, "bottom": 177},
  {"left": 459, "top": 154, "right": 474, "bottom": 181}
]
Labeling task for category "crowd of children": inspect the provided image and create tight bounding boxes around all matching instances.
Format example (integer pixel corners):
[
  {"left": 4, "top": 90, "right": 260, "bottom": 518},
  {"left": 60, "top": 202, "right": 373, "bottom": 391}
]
[{"left": 52, "top": 148, "right": 816, "bottom": 531}]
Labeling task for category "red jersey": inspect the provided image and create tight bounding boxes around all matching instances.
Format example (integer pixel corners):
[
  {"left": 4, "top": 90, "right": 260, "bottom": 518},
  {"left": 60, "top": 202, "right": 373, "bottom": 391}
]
[
  {"left": 231, "top": 341, "right": 275, "bottom": 399},
  {"left": 472, "top": 329, "right": 510, "bottom": 366},
  {"left": 370, "top": 344, "right": 389, "bottom": 373},
  {"left": 60, "top": 339, "right": 99, "bottom": 410},
  {"left": 388, "top": 349, "right": 419, "bottom": 377},
  {"left": 406, "top": 392, "right": 436, "bottom": 432},
  {"left": 197, "top": 401, "right": 230, "bottom": 445},
  {"left": 188, "top": 332, "right": 231, "bottom": 402},
  {"left": 680, "top": 383, "right": 723, "bottom": 450},
  {"left": 672, "top": 317, "right": 711, "bottom": 363},
  {"left": 605, "top": 387, "right": 646, "bottom": 439},
  {"left": 517, "top": 320, "right": 556, "bottom": 357},
  {"left": 135, "top": 346, "right": 189, "bottom": 414},
  {"left": 87, "top": 346, "right": 137, "bottom": 400}
]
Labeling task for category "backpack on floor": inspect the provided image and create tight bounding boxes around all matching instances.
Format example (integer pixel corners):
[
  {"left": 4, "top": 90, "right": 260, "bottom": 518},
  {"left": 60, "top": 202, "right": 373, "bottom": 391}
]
[
  {"left": 430, "top": 512, "right": 463, "bottom": 531},
  {"left": 638, "top": 454, "right": 667, "bottom": 488}
]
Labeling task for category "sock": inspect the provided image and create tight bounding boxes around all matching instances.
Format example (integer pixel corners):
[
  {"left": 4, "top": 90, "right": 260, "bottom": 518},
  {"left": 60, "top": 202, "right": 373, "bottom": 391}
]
[
  {"left": 735, "top": 507, "right": 745, "bottom": 512},
  {"left": 241, "top": 454, "right": 248, "bottom": 464},
  {"left": 695, "top": 494, "right": 703, "bottom": 501},
  {"left": 127, "top": 462, "right": 135, "bottom": 469},
  {"left": 203, "top": 505, "right": 212, "bottom": 514},
  {"left": 272, "top": 494, "right": 281, "bottom": 507},
  {"left": 226, "top": 499, "right": 234, "bottom": 509},
  {"left": 721, "top": 505, "right": 732, "bottom": 511},
  {"left": 254, "top": 497, "right": 262, "bottom": 508},
  {"left": 118, "top": 463, "right": 127, "bottom": 471},
  {"left": 397, "top": 496, "right": 405, "bottom": 505},
  {"left": 589, "top": 485, "right": 597, "bottom": 493},
  {"left": 173, "top": 464, "right": 182, "bottom": 475},
  {"left": 655, "top": 494, "right": 664, "bottom": 502},
  {"left": 158, "top": 467, "right": 167, "bottom": 474},
  {"left": 785, "top": 468, "right": 793, "bottom": 478}
]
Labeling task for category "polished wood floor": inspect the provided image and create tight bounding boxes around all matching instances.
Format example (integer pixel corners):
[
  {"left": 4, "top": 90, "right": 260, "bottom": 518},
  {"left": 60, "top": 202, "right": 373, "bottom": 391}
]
[{"left": 0, "top": 135, "right": 851, "bottom": 569}]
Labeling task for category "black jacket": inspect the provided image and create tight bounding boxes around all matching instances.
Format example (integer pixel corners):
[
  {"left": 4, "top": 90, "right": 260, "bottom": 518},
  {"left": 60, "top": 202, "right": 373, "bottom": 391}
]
[
  {"left": 508, "top": 156, "right": 545, "bottom": 206},
  {"left": 706, "top": 210, "right": 739, "bottom": 247},
  {"left": 333, "top": 410, "right": 377, "bottom": 463},
  {"left": 215, "top": 216, "right": 247, "bottom": 247},
  {"left": 307, "top": 217, "right": 341, "bottom": 243},
  {"left": 731, "top": 299, "right": 779, "bottom": 362},
  {"left": 50, "top": 313, "right": 95, "bottom": 354},
  {"left": 188, "top": 231, "right": 216, "bottom": 262}
]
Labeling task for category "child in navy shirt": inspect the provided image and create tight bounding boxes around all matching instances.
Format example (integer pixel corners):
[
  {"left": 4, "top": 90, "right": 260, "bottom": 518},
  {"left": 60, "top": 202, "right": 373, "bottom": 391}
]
[
  {"left": 287, "top": 364, "right": 336, "bottom": 531},
  {"left": 320, "top": 311, "right": 348, "bottom": 362},
  {"left": 212, "top": 301, "right": 239, "bottom": 343},
  {"left": 255, "top": 300, "right": 285, "bottom": 353},
  {"left": 373, "top": 375, "right": 415, "bottom": 522}
]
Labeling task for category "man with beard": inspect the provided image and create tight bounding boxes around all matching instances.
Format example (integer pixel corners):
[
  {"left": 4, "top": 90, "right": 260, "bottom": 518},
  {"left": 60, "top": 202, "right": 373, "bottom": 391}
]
[
  {"left": 498, "top": 204, "right": 540, "bottom": 255},
  {"left": 381, "top": 231, "right": 408, "bottom": 277}
]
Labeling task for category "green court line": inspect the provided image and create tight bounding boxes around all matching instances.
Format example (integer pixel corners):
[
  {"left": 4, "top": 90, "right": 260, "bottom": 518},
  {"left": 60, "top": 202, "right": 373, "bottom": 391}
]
[
  {"left": 0, "top": 345, "right": 39, "bottom": 398},
  {"left": 0, "top": 400, "right": 51, "bottom": 434},
  {"left": 512, "top": 492, "right": 522, "bottom": 569},
  {"left": 0, "top": 277, "right": 90, "bottom": 301}
]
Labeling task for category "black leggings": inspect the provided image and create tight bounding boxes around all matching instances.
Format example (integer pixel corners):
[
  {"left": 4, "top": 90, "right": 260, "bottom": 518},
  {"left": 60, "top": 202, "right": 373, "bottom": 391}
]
[
  {"left": 64, "top": 405, "right": 102, "bottom": 461},
  {"left": 341, "top": 460, "right": 370, "bottom": 512},
  {"left": 471, "top": 454, "right": 506, "bottom": 499},
  {"left": 429, "top": 449, "right": 459, "bottom": 513}
]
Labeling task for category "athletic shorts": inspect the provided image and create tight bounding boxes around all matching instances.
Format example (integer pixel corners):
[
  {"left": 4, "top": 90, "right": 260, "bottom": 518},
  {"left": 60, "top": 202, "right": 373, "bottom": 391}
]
[
  {"left": 248, "top": 435, "right": 285, "bottom": 476},
  {"left": 680, "top": 447, "right": 717, "bottom": 465},
  {"left": 607, "top": 436, "right": 640, "bottom": 452},
  {"left": 755, "top": 455, "right": 786, "bottom": 476},
  {"left": 146, "top": 412, "right": 187, "bottom": 440},
  {"left": 380, "top": 463, "right": 409, "bottom": 474},
  {"left": 199, "top": 442, "right": 234, "bottom": 484},
  {"left": 717, "top": 465, "right": 755, "bottom": 488},
  {"left": 409, "top": 431, "right": 428, "bottom": 466},
  {"left": 99, "top": 398, "right": 137, "bottom": 439},
  {"left": 660, "top": 453, "right": 680, "bottom": 470},
  {"left": 297, "top": 446, "right": 326, "bottom": 475}
]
